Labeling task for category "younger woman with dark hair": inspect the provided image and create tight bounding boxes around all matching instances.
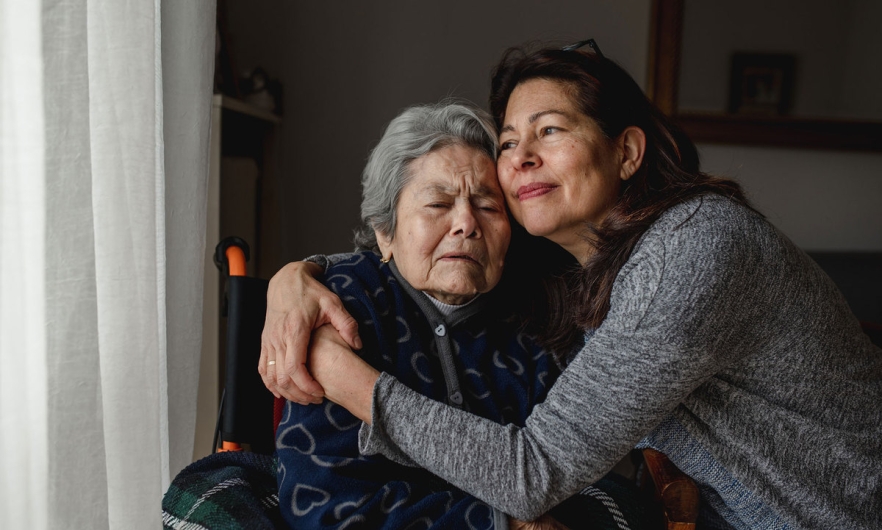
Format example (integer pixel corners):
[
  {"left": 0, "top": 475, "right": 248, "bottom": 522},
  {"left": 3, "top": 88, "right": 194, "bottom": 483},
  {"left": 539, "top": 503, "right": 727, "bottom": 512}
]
[
  {"left": 489, "top": 45, "right": 752, "bottom": 354},
  {"left": 261, "top": 44, "right": 882, "bottom": 530}
]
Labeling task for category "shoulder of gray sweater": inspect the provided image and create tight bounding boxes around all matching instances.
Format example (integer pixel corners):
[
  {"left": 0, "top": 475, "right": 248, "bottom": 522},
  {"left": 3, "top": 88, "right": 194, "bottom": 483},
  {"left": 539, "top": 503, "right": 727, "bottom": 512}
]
[
  {"left": 653, "top": 194, "right": 761, "bottom": 235},
  {"left": 638, "top": 194, "right": 776, "bottom": 260},
  {"left": 620, "top": 196, "right": 738, "bottom": 270},
  {"left": 616, "top": 194, "right": 789, "bottom": 313}
]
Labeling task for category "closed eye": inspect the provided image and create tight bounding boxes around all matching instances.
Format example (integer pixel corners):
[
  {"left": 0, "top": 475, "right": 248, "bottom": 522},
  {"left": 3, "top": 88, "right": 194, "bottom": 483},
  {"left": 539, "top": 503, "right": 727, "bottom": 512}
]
[{"left": 473, "top": 198, "right": 504, "bottom": 212}]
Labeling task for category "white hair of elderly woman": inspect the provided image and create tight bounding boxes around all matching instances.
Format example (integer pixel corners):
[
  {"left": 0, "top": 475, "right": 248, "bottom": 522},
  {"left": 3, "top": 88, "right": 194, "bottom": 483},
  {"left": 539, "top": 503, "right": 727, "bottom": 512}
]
[{"left": 354, "top": 100, "right": 498, "bottom": 252}]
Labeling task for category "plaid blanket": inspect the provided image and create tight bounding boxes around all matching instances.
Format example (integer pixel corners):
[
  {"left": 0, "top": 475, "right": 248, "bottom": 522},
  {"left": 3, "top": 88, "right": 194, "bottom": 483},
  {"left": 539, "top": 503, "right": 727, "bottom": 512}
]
[
  {"left": 162, "top": 450, "right": 650, "bottom": 529},
  {"left": 162, "top": 451, "right": 283, "bottom": 530}
]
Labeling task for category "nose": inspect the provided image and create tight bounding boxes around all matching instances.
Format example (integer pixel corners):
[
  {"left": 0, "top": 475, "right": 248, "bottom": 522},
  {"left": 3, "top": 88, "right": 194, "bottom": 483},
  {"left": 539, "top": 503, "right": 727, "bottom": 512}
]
[
  {"left": 450, "top": 202, "right": 480, "bottom": 239},
  {"left": 508, "top": 138, "right": 539, "bottom": 170}
]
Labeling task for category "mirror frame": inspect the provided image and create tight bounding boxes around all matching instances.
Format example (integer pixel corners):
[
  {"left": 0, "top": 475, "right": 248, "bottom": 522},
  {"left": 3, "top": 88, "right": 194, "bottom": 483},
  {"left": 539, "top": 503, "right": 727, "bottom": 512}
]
[{"left": 647, "top": 0, "right": 882, "bottom": 151}]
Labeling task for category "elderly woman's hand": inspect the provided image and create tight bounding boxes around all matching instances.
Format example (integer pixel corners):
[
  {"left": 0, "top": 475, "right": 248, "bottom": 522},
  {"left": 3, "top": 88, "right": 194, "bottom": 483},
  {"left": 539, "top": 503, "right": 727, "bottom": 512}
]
[
  {"left": 259, "top": 261, "right": 363, "bottom": 404},
  {"left": 308, "top": 324, "right": 379, "bottom": 423},
  {"left": 509, "top": 515, "right": 571, "bottom": 530}
]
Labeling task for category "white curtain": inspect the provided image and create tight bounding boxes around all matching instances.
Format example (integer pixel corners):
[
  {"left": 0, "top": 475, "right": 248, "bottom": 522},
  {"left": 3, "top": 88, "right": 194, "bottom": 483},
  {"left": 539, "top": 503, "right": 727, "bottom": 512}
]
[{"left": 0, "top": 0, "right": 217, "bottom": 528}]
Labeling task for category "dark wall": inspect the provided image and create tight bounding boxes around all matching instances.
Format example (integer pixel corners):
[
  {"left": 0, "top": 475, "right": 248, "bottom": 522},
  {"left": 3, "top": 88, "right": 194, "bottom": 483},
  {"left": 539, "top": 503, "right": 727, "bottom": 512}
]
[{"left": 220, "top": 0, "right": 651, "bottom": 269}]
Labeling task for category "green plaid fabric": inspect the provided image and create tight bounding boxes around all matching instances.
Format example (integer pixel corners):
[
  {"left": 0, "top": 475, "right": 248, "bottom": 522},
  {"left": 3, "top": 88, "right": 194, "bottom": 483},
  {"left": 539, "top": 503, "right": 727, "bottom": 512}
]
[
  {"left": 162, "top": 452, "right": 649, "bottom": 530},
  {"left": 162, "top": 451, "right": 283, "bottom": 530}
]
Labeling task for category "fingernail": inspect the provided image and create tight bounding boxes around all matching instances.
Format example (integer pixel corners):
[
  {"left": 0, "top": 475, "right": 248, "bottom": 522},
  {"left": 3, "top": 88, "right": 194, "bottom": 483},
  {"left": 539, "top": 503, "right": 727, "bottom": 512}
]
[
  {"left": 310, "top": 392, "right": 323, "bottom": 398},
  {"left": 355, "top": 336, "right": 363, "bottom": 349}
]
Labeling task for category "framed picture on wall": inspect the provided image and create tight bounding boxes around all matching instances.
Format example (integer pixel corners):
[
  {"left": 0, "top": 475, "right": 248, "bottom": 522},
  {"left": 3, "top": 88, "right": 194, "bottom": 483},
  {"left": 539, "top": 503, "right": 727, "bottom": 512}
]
[{"left": 727, "top": 52, "right": 796, "bottom": 116}]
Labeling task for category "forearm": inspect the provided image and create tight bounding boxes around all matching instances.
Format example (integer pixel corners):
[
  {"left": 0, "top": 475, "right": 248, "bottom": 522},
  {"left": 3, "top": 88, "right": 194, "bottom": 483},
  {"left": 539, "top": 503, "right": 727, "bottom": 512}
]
[
  {"left": 360, "top": 373, "right": 583, "bottom": 520},
  {"left": 308, "top": 324, "right": 379, "bottom": 423},
  {"left": 357, "top": 331, "right": 724, "bottom": 520},
  {"left": 315, "top": 358, "right": 378, "bottom": 424}
]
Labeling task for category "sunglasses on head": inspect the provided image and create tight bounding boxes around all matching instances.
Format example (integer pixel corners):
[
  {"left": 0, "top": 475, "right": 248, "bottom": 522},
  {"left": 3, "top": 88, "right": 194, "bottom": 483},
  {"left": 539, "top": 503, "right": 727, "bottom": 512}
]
[{"left": 562, "top": 38, "right": 604, "bottom": 58}]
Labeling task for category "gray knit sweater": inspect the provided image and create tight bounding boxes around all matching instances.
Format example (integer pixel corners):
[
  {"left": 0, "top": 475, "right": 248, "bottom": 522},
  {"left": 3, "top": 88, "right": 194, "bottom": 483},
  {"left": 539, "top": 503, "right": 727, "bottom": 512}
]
[{"left": 356, "top": 196, "right": 882, "bottom": 530}]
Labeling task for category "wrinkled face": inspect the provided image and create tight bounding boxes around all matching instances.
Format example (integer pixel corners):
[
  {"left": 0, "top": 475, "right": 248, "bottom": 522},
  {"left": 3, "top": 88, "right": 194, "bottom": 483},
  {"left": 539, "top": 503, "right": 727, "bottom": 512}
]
[
  {"left": 377, "top": 144, "right": 511, "bottom": 305},
  {"left": 497, "top": 78, "right": 631, "bottom": 261}
]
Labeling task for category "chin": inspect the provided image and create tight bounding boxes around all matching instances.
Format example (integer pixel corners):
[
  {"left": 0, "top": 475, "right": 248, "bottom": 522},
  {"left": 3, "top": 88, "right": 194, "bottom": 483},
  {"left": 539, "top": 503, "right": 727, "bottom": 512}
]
[
  {"left": 522, "top": 222, "right": 556, "bottom": 239},
  {"left": 436, "top": 280, "right": 482, "bottom": 301},
  {"left": 515, "top": 211, "right": 553, "bottom": 235},
  {"left": 441, "top": 286, "right": 480, "bottom": 299}
]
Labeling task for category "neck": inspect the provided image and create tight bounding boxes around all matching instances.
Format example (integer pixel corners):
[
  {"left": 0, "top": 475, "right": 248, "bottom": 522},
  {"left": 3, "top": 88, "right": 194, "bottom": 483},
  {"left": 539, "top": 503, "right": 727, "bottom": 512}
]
[
  {"left": 424, "top": 293, "right": 479, "bottom": 316},
  {"left": 554, "top": 237, "right": 595, "bottom": 266}
]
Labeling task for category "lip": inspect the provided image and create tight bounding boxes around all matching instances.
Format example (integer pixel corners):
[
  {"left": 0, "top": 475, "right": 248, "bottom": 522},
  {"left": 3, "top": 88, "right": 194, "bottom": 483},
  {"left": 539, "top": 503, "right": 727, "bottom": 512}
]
[
  {"left": 439, "top": 252, "right": 481, "bottom": 264},
  {"left": 516, "top": 182, "right": 557, "bottom": 201}
]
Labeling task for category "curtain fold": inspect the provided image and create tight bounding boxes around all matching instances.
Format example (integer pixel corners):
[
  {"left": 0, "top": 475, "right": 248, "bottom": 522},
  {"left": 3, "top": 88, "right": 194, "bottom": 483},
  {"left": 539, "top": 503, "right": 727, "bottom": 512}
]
[
  {"left": 161, "top": 0, "right": 218, "bottom": 481},
  {"left": 1, "top": 0, "right": 217, "bottom": 528},
  {"left": 43, "top": 0, "right": 109, "bottom": 527},
  {"left": 0, "top": 1, "right": 48, "bottom": 528}
]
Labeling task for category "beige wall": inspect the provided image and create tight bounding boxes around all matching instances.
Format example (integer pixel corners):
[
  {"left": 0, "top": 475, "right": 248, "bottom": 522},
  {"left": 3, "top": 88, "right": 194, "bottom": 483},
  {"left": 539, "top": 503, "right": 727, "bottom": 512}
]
[{"left": 699, "top": 144, "right": 882, "bottom": 251}]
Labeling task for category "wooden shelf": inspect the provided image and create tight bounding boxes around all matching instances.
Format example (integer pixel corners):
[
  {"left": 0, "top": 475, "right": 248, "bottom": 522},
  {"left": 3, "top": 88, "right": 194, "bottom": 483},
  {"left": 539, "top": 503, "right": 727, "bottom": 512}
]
[
  {"left": 675, "top": 112, "right": 882, "bottom": 152},
  {"left": 647, "top": 0, "right": 882, "bottom": 152}
]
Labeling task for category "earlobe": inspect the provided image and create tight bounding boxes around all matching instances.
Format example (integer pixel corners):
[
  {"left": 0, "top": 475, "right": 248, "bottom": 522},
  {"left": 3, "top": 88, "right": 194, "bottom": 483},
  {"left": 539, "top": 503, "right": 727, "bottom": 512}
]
[
  {"left": 618, "top": 126, "right": 646, "bottom": 181},
  {"left": 375, "top": 230, "right": 394, "bottom": 262}
]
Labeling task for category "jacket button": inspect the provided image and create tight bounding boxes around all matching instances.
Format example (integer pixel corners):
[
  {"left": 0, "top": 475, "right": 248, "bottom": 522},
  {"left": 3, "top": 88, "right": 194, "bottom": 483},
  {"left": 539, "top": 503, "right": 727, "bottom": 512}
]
[
  {"left": 434, "top": 324, "right": 446, "bottom": 336},
  {"left": 450, "top": 392, "right": 462, "bottom": 405}
]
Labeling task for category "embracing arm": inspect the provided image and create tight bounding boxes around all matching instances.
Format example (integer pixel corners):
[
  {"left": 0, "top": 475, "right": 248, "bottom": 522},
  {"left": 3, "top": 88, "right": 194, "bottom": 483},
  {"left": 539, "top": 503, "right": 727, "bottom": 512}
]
[
  {"left": 327, "top": 200, "right": 769, "bottom": 519},
  {"left": 259, "top": 258, "right": 363, "bottom": 403},
  {"left": 309, "top": 328, "right": 570, "bottom": 530},
  {"left": 288, "top": 323, "right": 531, "bottom": 528}
]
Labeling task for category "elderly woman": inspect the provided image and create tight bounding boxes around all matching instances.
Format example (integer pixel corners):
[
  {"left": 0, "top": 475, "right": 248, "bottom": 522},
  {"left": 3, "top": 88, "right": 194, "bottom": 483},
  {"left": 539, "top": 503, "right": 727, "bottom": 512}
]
[
  {"left": 264, "top": 43, "right": 881, "bottom": 530},
  {"left": 273, "top": 101, "right": 645, "bottom": 529}
]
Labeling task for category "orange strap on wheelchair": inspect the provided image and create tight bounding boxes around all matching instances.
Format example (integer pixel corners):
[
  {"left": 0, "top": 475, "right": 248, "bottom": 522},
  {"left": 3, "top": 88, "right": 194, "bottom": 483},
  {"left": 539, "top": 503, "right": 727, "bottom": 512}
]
[
  {"left": 218, "top": 441, "right": 243, "bottom": 452},
  {"left": 225, "top": 246, "right": 247, "bottom": 277}
]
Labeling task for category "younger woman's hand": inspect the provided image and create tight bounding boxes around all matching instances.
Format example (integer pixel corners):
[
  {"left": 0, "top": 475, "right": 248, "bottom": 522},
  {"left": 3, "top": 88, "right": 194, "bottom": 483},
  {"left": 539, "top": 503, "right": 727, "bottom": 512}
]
[
  {"left": 259, "top": 261, "right": 362, "bottom": 404},
  {"left": 308, "top": 324, "right": 379, "bottom": 423}
]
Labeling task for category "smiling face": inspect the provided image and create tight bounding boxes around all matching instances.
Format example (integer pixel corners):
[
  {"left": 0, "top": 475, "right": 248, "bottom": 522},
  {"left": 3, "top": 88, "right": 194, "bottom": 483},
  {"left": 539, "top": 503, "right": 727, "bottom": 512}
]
[
  {"left": 497, "top": 78, "right": 635, "bottom": 262},
  {"left": 376, "top": 144, "right": 511, "bottom": 305}
]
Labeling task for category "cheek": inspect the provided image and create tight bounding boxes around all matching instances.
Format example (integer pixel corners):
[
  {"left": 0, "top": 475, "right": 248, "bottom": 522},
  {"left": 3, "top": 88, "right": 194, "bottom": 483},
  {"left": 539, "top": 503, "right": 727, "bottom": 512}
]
[
  {"left": 594, "top": 167, "right": 623, "bottom": 202},
  {"left": 405, "top": 217, "right": 444, "bottom": 259},
  {"left": 503, "top": 193, "right": 518, "bottom": 212},
  {"left": 496, "top": 162, "right": 515, "bottom": 190},
  {"left": 488, "top": 223, "right": 511, "bottom": 266}
]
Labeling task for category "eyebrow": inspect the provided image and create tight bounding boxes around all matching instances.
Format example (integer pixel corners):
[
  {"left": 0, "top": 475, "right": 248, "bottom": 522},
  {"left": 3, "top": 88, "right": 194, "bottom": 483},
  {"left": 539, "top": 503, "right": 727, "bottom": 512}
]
[
  {"left": 424, "top": 183, "right": 502, "bottom": 199},
  {"left": 499, "top": 109, "right": 573, "bottom": 134}
]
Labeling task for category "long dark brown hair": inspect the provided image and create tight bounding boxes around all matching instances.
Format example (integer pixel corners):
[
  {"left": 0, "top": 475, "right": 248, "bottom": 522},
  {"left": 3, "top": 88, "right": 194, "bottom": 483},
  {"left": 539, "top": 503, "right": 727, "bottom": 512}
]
[{"left": 491, "top": 46, "right": 752, "bottom": 357}]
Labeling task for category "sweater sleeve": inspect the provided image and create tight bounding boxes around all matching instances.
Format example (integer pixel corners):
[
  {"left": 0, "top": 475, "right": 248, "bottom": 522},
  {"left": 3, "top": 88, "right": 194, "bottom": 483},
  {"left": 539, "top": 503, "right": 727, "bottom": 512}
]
[
  {"left": 358, "top": 199, "right": 769, "bottom": 520},
  {"left": 304, "top": 252, "right": 358, "bottom": 272}
]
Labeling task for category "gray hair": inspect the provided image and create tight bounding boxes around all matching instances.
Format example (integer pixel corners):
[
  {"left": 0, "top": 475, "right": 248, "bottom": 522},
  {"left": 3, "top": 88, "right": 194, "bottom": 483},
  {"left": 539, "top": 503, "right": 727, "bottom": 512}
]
[{"left": 353, "top": 101, "right": 498, "bottom": 252}]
